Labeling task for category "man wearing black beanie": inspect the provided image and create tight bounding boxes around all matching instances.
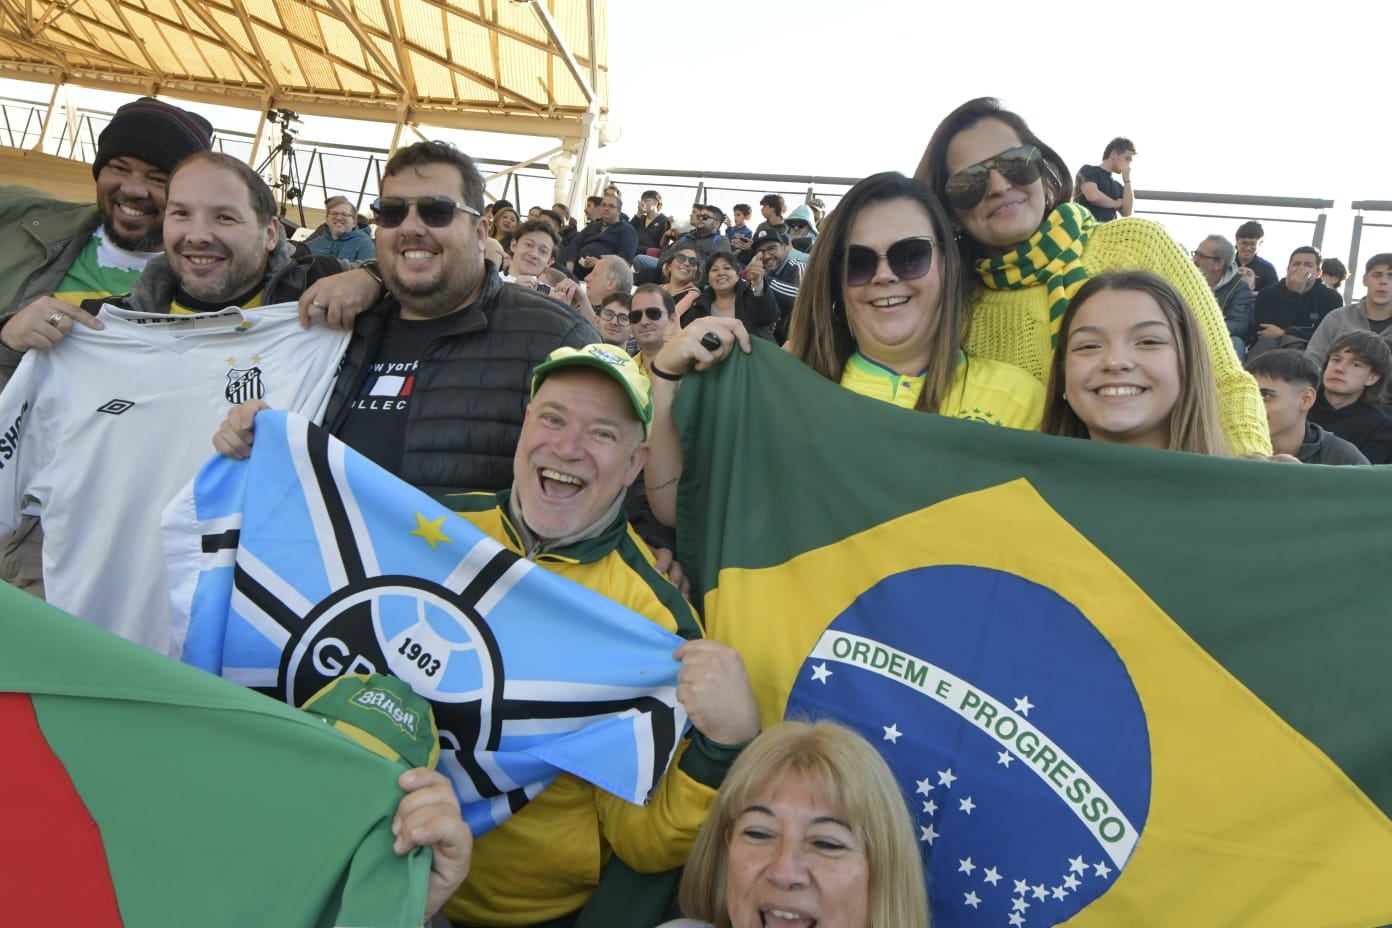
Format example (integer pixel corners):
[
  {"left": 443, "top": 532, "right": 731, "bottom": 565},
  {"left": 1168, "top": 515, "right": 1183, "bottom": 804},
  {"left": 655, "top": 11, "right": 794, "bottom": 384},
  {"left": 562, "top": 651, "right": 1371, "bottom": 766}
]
[{"left": 0, "top": 94, "right": 212, "bottom": 599}]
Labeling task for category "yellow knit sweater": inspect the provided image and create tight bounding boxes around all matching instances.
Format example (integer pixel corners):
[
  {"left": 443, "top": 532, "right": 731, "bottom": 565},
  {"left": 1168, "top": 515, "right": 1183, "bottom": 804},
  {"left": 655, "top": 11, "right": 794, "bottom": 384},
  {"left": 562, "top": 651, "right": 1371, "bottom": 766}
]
[{"left": 964, "top": 217, "right": 1272, "bottom": 456}]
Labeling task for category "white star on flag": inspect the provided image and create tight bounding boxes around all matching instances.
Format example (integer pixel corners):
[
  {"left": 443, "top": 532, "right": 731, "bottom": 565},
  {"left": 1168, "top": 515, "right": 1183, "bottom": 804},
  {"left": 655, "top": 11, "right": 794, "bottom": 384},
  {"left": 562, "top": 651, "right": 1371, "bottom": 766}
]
[
  {"left": 1008, "top": 914, "right": 1025, "bottom": 928},
  {"left": 921, "top": 799, "right": 937, "bottom": 815},
  {"left": 919, "top": 824, "right": 938, "bottom": 845},
  {"left": 959, "top": 796, "right": 975, "bottom": 814},
  {"left": 882, "top": 723, "right": 902, "bottom": 743},
  {"left": 963, "top": 891, "right": 981, "bottom": 909},
  {"left": 1031, "top": 884, "right": 1047, "bottom": 900},
  {"left": 937, "top": 767, "right": 957, "bottom": 788},
  {"left": 1069, "top": 855, "right": 1088, "bottom": 873},
  {"left": 1013, "top": 879, "right": 1029, "bottom": 895},
  {"left": 1052, "top": 886, "right": 1068, "bottom": 901},
  {"left": 996, "top": 750, "right": 1014, "bottom": 767},
  {"left": 1011, "top": 897, "right": 1030, "bottom": 913},
  {"left": 915, "top": 776, "right": 934, "bottom": 796},
  {"left": 1094, "top": 861, "right": 1113, "bottom": 879},
  {"left": 957, "top": 857, "right": 976, "bottom": 875},
  {"left": 1013, "top": 695, "right": 1034, "bottom": 716},
  {"left": 1064, "top": 874, "right": 1081, "bottom": 891},
  {"left": 983, "top": 867, "right": 1001, "bottom": 886},
  {"left": 810, "top": 662, "right": 832, "bottom": 684}
]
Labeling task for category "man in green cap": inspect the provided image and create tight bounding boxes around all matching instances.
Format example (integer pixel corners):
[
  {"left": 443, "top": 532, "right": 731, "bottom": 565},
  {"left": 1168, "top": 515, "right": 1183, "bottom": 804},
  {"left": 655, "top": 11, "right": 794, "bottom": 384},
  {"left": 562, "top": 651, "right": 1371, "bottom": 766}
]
[{"left": 440, "top": 343, "right": 759, "bottom": 928}]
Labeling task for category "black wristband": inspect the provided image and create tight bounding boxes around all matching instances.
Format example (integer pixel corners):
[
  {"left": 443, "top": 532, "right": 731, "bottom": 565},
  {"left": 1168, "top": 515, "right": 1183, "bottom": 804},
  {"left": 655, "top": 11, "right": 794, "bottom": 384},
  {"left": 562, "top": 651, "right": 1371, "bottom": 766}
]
[{"left": 649, "top": 363, "right": 685, "bottom": 382}]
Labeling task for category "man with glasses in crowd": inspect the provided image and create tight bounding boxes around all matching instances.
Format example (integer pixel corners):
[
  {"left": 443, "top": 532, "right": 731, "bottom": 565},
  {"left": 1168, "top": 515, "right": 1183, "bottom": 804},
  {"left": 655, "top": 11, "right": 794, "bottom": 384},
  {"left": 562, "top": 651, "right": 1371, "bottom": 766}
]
[
  {"left": 306, "top": 195, "right": 375, "bottom": 262},
  {"left": 565, "top": 192, "right": 638, "bottom": 281},
  {"left": 1193, "top": 234, "right": 1255, "bottom": 358},
  {"left": 744, "top": 228, "right": 804, "bottom": 344},
  {"left": 627, "top": 284, "right": 677, "bottom": 376},
  {"left": 596, "top": 291, "right": 635, "bottom": 353},
  {"left": 1235, "top": 220, "right": 1279, "bottom": 293},
  {"left": 217, "top": 141, "right": 597, "bottom": 496}
]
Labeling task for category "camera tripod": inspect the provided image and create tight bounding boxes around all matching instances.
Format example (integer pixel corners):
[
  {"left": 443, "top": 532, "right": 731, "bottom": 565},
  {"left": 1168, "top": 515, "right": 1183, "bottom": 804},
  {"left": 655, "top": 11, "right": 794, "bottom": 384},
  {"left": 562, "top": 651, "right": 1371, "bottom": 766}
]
[{"left": 255, "top": 108, "right": 305, "bottom": 226}]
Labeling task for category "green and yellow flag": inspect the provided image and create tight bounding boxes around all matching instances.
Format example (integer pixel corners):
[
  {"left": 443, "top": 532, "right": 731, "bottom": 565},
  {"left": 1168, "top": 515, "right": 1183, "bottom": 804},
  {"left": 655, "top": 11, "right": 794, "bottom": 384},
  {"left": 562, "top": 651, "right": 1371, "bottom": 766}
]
[
  {"left": 674, "top": 343, "right": 1392, "bottom": 928},
  {"left": 0, "top": 584, "right": 434, "bottom": 928}
]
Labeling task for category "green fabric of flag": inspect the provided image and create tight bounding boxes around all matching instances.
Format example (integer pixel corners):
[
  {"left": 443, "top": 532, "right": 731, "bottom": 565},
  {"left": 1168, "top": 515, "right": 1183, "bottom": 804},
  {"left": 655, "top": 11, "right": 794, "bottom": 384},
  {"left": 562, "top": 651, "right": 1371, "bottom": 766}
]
[
  {"left": 673, "top": 342, "right": 1392, "bottom": 927},
  {"left": 0, "top": 582, "right": 431, "bottom": 928}
]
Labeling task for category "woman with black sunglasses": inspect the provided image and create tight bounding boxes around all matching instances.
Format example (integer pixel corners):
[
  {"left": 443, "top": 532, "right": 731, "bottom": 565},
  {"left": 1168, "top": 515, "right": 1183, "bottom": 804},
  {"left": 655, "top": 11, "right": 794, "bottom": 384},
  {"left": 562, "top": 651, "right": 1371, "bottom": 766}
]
[
  {"left": 659, "top": 244, "right": 704, "bottom": 323},
  {"left": 637, "top": 171, "right": 1044, "bottom": 527},
  {"left": 914, "top": 96, "right": 1270, "bottom": 457},
  {"left": 683, "top": 251, "right": 778, "bottom": 342}
]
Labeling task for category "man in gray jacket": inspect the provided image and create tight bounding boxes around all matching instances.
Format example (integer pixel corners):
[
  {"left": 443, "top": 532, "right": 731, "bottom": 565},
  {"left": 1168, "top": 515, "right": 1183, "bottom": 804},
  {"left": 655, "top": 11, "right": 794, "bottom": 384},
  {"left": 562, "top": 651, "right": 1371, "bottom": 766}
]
[{"left": 1305, "top": 254, "right": 1392, "bottom": 367}]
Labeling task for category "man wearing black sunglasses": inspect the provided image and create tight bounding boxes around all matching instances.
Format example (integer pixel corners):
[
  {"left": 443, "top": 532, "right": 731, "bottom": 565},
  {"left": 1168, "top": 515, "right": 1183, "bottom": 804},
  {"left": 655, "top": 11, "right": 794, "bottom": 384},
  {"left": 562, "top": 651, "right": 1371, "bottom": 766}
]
[{"left": 217, "top": 141, "right": 598, "bottom": 498}]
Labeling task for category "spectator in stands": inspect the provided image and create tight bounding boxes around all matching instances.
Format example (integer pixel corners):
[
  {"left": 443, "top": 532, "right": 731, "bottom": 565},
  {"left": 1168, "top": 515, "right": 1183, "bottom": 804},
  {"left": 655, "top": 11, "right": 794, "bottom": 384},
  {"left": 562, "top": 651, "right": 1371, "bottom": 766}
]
[
  {"left": 553, "top": 202, "right": 579, "bottom": 247},
  {"left": 641, "top": 172, "right": 1043, "bottom": 527},
  {"left": 1074, "top": 137, "right": 1135, "bottom": 222},
  {"left": 584, "top": 254, "right": 633, "bottom": 310},
  {"left": 632, "top": 189, "right": 670, "bottom": 256},
  {"left": 439, "top": 343, "right": 758, "bottom": 928},
  {"left": 486, "top": 204, "right": 519, "bottom": 270},
  {"left": 808, "top": 196, "right": 828, "bottom": 226},
  {"left": 596, "top": 290, "right": 634, "bottom": 350},
  {"left": 659, "top": 245, "right": 703, "bottom": 321},
  {"left": 1307, "top": 331, "right": 1392, "bottom": 463},
  {"left": 744, "top": 228, "right": 804, "bottom": 344},
  {"left": 306, "top": 196, "right": 376, "bottom": 262},
  {"left": 1321, "top": 257, "right": 1348, "bottom": 293},
  {"left": 684, "top": 251, "right": 777, "bottom": 342},
  {"left": 1192, "top": 234, "right": 1255, "bottom": 358},
  {"left": 1246, "top": 350, "right": 1368, "bottom": 465},
  {"left": 1041, "top": 271, "right": 1229, "bottom": 455},
  {"left": 508, "top": 219, "right": 560, "bottom": 284},
  {"left": 1307, "top": 254, "right": 1392, "bottom": 366},
  {"left": 664, "top": 720, "right": 928, "bottom": 928},
  {"left": 755, "top": 193, "right": 788, "bottom": 238},
  {"left": 583, "top": 195, "right": 603, "bottom": 224},
  {"left": 629, "top": 284, "right": 678, "bottom": 376},
  {"left": 727, "top": 203, "right": 754, "bottom": 254},
  {"left": 1234, "top": 221, "right": 1280, "bottom": 293},
  {"left": 915, "top": 96, "right": 1270, "bottom": 456},
  {"left": 785, "top": 203, "right": 818, "bottom": 254},
  {"left": 1252, "top": 245, "right": 1343, "bottom": 353},
  {"left": 567, "top": 192, "right": 638, "bottom": 280}
]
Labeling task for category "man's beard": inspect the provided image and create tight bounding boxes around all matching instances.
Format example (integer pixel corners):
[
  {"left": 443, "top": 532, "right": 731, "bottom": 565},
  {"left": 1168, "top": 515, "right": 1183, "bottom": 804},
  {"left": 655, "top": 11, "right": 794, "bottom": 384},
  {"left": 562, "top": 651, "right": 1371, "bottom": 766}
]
[{"left": 101, "top": 199, "right": 161, "bottom": 252}]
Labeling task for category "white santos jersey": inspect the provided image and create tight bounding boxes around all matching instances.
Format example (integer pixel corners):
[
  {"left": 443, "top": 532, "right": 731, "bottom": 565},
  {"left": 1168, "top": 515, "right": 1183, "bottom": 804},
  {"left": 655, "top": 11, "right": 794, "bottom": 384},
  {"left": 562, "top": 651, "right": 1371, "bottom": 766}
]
[{"left": 0, "top": 302, "right": 351, "bottom": 654}]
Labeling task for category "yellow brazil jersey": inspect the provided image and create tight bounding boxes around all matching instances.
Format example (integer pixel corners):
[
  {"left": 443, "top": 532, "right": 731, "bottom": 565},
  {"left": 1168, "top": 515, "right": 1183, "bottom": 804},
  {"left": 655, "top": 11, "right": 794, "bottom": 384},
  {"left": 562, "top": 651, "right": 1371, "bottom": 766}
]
[
  {"left": 838, "top": 351, "right": 1043, "bottom": 430},
  {"left": 170, "top": 290, "right": 265, "bottom": 315}
]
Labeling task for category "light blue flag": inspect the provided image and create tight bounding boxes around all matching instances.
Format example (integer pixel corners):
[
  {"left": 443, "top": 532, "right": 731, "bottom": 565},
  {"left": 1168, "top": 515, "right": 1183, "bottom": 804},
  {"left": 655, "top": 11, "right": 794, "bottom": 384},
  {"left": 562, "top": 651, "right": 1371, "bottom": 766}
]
[{"left": 163, "top": 411, "right": 690, "bottom": 836}]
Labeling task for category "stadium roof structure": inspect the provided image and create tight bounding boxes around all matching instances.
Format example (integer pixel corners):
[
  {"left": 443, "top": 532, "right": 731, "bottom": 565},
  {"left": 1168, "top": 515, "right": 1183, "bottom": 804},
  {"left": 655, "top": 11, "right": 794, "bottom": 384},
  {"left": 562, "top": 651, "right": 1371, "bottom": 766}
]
[{"left": 0, "top": 0, "right": 608, "bottom": 141}]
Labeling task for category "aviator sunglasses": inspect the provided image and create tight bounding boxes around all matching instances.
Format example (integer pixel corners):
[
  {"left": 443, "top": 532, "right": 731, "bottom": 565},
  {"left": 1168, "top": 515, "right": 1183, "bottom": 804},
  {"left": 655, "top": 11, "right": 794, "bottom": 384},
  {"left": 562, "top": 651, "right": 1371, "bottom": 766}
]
[
  {"left": 629, "top": 307, "right": 672, "bottom": 324},
  {"left": 943, "top": 144, "right": 1044, "bottom": 210},
  {"left": 370, "top": 195, "right": 481, "bottom": 229},
  {"left": 844, "top": 236, "right": 936, "bottom": 287}
]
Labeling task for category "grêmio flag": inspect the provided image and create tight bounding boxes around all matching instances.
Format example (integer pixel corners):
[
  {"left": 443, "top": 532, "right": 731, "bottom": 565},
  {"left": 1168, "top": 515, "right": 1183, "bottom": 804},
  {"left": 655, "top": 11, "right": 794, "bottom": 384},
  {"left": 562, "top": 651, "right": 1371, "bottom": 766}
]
[
  {"left": 672, "top": 342, "right": 1392, "bottom": 928},
  {"left": 0, "top": 584, "right": 431, "bottom": 928}
]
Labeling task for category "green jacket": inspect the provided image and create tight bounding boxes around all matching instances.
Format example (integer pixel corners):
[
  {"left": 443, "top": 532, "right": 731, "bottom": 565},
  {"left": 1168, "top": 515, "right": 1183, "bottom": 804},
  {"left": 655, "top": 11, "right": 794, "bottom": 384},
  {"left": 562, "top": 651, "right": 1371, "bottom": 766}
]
[{"left": 0, "top": 185, "right": 101, "bottom": 383}]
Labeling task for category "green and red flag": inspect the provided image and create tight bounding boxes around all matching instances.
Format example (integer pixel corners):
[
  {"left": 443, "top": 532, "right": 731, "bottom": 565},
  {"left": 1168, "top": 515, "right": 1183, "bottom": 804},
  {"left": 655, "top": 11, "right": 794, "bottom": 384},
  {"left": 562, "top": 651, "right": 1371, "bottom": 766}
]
[
  {"left": 0, "top": 583, "right": 434, "bottom": 927},
  {"left": 674, "top": 343, "right": 1392, "bottom": 928}
]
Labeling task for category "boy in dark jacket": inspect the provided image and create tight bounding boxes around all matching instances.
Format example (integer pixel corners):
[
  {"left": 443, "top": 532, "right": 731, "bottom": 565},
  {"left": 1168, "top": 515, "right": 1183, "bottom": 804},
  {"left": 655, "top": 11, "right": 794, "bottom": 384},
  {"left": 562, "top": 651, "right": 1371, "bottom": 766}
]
[{"left": 1246, "top": 350, "right": 1368, "bottom": 465}]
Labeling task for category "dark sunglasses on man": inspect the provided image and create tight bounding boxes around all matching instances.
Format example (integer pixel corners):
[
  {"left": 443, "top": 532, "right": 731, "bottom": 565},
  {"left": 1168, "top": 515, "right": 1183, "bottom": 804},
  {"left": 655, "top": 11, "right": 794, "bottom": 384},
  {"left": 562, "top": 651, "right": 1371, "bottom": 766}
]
[
  {"left": 943, "top": 145, "right": 1044, "bottom": 211},
  {"left": 370, "top": 195, "right": 481, "bottom": 229},
  {"left": 629, "top": 307, "right": 672, "bottom": 324},
  {"left": 842, "top": 236, "right": 937, "bottom": 287}
]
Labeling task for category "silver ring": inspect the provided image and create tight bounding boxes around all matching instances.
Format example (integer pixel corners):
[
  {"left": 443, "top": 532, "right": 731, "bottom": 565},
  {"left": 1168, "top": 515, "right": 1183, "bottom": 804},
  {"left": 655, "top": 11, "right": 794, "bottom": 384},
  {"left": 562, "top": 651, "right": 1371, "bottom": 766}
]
[
  {"left": 311, "top": 300, "right": 328, "bottom": 309},
  {"left": 46, "top": 312, "right": 63, "bottom": 327}
]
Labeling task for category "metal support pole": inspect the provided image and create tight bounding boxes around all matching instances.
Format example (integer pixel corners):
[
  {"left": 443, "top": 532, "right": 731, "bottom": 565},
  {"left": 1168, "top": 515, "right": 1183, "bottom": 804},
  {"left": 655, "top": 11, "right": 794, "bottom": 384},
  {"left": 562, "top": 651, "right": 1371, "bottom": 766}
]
[
  {"left": 1346, "top": 213, "right": 1363, "bottom": 304},
  {"left": 1312, "top": 212, "right": 1327, "bottom": 251},
  {"left": 33, "top": 82, "right": 63, "bottom": 153}
]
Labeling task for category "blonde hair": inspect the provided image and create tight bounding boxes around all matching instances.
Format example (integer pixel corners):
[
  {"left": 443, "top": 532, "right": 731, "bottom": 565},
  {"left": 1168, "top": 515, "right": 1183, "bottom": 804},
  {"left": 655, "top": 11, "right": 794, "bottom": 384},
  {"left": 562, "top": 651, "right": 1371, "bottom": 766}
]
[
  {"left": 678, "top": 720, "right": 929, "bottom": 928},
  {"left": 1041, "top": 270, "right": 1230, "bottom": 455}
]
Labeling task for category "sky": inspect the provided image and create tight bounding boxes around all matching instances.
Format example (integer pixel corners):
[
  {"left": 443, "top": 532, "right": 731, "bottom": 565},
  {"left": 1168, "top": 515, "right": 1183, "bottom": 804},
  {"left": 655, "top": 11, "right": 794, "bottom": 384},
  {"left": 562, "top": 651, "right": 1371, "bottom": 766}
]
[{"left": 2, "top": 0, "right": 1389, "bottom": 289}]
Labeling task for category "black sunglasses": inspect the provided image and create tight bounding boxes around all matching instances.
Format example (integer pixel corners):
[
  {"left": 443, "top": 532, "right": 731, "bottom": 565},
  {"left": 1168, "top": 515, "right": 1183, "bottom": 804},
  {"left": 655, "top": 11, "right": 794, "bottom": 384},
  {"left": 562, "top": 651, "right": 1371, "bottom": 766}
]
[
  {"left": 629, "top": 307, "right": 672, "bottom": 324},
  {"left": 370, "top": 195, "right": 481, "bottom": 229},
  {"left": 844, "top": 236, "right": 936, "bottom": 287},
  {"left": 943, "top": 145, "right": 1044, "bottom": 210},
  {"left": 670, "top": 254, "right": 700, "bottom": 266}
]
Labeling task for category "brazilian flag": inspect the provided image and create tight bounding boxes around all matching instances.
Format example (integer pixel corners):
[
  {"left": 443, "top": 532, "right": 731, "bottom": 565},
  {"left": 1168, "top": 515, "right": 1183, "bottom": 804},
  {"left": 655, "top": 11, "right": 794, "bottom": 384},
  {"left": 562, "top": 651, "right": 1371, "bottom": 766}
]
[{"left": 673, "top": 343, "right": 1392, "bottom": 928}]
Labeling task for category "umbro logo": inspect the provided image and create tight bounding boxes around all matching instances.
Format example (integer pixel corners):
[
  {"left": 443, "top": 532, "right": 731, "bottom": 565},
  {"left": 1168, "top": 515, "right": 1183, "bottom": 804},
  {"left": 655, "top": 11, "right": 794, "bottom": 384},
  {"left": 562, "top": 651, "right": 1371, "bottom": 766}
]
[{"left": 97, "top": 399, "right": 135, "bottom": 415}]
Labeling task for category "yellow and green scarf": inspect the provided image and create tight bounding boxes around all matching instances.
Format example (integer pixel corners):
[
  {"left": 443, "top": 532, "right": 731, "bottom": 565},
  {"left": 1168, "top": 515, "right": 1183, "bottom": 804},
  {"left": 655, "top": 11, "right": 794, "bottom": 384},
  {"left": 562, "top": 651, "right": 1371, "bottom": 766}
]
[{"left": 975, "top": 201, "right": 1096, "bottom": 347}]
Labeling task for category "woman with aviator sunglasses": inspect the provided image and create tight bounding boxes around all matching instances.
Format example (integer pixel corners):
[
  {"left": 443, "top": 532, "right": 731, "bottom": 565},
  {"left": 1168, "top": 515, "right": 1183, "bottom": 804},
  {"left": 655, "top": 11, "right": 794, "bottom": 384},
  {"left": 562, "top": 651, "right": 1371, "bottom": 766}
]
[
  {"left": 914, "top": 96, "right": 1270, "bottom": 456},
  {"left": 638, "top": 171, "right": 1043, "bottom": 527},
  {"left": 660, "top": 244, "right": 705, "bottom": 323}
]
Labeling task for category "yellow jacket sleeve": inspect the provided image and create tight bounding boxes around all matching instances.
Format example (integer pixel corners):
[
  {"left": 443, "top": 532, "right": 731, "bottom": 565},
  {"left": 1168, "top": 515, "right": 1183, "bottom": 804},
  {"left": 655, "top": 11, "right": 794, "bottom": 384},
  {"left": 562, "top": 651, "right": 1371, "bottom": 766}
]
[{"left": 595, "top": 739, "right": 719, "bottom": 872}]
